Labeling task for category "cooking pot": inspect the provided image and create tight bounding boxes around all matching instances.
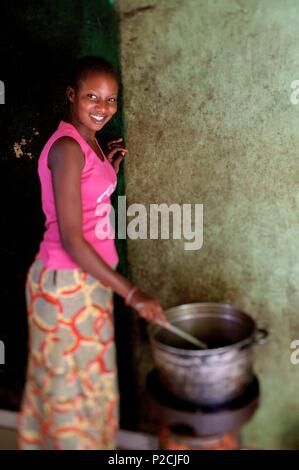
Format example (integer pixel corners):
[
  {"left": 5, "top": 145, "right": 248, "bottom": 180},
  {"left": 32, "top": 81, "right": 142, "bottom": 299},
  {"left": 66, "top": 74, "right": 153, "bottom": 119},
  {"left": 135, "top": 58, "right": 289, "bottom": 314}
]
[{"left": 148, "top": 303, "right": 268, "bottom": 406}]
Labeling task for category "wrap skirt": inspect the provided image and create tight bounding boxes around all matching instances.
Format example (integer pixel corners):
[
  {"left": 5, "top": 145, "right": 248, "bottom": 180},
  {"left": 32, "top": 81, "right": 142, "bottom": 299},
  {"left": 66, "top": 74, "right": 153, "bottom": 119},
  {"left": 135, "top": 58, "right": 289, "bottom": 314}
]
[{"left": 18, "top": 257, "right": 119, "bottom": 450}]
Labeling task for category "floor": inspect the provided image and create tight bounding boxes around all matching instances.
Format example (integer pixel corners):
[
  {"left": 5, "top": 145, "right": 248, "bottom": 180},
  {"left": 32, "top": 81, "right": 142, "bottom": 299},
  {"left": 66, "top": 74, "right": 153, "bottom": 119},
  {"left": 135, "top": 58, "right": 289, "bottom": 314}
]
[{"left": 0, "top": 428, "right": 18, "bottom": 450}]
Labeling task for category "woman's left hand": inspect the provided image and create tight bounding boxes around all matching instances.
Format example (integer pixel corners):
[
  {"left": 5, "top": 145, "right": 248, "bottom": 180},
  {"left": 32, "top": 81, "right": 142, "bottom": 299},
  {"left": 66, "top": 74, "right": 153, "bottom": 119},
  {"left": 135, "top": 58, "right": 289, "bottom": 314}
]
[{"left": 107, "top": 138, "right": 127, "bottom": 174}]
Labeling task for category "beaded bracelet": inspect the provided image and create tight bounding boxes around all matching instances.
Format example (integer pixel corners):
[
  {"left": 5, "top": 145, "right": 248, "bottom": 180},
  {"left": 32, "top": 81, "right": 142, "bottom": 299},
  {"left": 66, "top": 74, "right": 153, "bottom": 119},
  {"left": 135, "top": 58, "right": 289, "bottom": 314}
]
[{"left": 125, "top": 286, "right": 139, "bottom": 306}]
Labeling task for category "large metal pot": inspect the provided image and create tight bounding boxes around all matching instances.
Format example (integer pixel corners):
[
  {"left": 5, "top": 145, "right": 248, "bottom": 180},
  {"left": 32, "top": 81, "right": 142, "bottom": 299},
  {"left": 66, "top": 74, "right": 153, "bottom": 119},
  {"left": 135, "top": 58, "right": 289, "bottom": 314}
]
[{"left": 148, "top": 303, "right": 268, "bottom": 406}]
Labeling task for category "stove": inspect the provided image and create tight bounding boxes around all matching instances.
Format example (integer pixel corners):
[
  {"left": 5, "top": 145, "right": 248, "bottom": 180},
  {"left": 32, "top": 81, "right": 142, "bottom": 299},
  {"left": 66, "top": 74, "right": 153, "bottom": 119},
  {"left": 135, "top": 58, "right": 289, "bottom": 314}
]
[{"left": 147, "top": 369, "right": 259, "bottom": 449}]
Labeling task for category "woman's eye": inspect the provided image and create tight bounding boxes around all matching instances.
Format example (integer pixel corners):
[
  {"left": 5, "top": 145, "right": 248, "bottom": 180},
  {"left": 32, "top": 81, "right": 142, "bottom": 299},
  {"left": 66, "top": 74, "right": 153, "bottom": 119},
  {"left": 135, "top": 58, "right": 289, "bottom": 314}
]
[
  {"left": 88, "top": 94, "right": 97, "bottom": 100},
  {"left": 109, "top": 98, "right": 116, "bottom": 103}
]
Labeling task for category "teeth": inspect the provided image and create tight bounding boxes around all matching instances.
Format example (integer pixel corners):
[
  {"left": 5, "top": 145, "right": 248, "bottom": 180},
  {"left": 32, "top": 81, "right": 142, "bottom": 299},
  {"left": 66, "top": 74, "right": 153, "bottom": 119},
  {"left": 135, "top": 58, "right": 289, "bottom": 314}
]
[{"left": 91, "top": 114, "right": 104, "bottom": 121}]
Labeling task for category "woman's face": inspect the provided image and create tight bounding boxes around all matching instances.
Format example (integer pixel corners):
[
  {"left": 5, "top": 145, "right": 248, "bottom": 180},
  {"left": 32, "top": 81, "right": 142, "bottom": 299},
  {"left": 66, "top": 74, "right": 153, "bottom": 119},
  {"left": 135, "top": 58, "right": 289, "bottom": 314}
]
[{"left": 67, "top": 71, "right": 118, "bottom": 133}]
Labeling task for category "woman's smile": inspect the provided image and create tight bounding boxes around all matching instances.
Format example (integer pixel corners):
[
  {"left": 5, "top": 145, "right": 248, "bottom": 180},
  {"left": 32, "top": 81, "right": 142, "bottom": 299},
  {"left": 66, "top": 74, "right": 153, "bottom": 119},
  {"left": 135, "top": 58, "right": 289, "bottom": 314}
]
[{"left": 89, "top": 113, "right": 106, "bottom": 126}]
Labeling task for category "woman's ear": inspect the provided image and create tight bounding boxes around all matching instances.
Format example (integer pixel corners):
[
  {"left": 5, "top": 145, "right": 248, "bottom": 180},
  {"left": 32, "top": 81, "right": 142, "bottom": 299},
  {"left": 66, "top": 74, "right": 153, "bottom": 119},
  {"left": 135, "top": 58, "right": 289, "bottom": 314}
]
[{"left": 66, "top": 86, "right": 75, "bottom": 104}]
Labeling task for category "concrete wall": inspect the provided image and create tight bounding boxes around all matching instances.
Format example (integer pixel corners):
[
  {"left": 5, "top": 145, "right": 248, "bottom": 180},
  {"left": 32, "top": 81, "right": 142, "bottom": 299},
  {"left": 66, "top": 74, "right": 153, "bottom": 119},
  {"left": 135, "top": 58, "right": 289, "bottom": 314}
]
[{"left": 117, "top": 0, "right": 299, "bottom": 449}]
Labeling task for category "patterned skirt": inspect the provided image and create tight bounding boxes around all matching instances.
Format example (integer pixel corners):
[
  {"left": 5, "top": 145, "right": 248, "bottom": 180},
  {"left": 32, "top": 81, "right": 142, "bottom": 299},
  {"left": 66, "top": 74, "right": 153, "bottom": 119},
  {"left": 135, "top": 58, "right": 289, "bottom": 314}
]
[{"left": 18, "top": 257, "right": 119, "bottom": 450}]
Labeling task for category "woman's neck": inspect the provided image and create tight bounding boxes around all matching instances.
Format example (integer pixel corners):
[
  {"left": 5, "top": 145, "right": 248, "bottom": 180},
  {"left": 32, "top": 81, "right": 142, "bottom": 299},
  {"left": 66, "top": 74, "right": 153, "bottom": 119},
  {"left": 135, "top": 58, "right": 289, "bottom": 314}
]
[{"left": 66, "top": 114, "right": 96, "bottom": 142}]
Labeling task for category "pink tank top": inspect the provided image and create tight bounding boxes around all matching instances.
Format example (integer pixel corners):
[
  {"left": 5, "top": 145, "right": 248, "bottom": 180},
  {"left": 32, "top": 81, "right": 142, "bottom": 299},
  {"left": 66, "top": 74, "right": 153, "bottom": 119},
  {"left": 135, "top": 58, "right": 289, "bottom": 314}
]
[{"left": 38, "top": 120, "right": 119, "bottom": 269}]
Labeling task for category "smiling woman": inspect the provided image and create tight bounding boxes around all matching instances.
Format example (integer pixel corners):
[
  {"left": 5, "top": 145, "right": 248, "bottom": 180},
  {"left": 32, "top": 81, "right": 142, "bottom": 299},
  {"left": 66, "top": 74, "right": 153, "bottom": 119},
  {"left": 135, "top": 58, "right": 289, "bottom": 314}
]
[{"left": 17, "top": 55, "right": 167, "bottom": 450}]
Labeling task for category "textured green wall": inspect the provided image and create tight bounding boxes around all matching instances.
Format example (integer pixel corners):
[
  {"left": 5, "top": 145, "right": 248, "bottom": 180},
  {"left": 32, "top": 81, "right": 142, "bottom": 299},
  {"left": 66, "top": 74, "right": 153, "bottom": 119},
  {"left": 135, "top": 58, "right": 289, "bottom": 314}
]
[{"left": 117, "top": 0, "right": 299, "bottom": 449}]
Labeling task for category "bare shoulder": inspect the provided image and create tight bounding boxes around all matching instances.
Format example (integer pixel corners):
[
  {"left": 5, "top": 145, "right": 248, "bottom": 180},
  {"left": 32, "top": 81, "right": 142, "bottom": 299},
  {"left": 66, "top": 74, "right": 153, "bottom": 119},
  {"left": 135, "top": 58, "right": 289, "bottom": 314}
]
[{"left": 48, "top": 136, "right": 84, "bottom": 170}]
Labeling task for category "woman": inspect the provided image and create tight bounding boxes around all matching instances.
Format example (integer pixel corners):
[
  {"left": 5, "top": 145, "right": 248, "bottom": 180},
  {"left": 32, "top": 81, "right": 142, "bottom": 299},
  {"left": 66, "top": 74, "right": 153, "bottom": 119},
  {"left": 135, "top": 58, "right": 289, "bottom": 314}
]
[{"left": 18, "top": 56, "right": 166, "bottom": 450}]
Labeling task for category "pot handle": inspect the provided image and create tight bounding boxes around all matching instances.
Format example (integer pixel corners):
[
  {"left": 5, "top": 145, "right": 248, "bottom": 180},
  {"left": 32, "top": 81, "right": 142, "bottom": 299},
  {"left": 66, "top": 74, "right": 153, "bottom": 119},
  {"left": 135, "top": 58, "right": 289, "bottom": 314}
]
[
  {"left": 239, "top": 328, "right": 269, "bottom": 350},
  {"left": 252, "top": 328, "right": 268, "bottom": 346}
]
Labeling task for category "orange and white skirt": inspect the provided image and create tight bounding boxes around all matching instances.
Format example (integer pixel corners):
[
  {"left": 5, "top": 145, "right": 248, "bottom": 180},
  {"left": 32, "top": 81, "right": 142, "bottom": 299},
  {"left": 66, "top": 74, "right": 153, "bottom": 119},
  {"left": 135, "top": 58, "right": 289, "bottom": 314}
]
[{"left": 18, "top": 257, "right": 119, "bottom": 450}]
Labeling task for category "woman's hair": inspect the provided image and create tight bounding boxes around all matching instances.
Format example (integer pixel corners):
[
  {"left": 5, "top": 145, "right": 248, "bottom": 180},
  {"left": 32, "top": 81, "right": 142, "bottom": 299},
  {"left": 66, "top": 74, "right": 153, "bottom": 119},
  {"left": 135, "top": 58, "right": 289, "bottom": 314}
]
[{"left": 67, "top": 55, "right": 118, "bottom": 89}]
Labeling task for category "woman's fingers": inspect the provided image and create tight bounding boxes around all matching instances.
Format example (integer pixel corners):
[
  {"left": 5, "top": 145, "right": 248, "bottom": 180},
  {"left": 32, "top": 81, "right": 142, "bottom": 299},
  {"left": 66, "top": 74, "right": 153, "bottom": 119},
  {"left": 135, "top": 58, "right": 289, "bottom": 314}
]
[
  {"left": 107, "top": 147, "right": 127, "bottom": 161},
  {"left": 132, "top": 293, "right": 166, "bottom": 324},
  {"left": 108, "top": 138, "right": 123, "bottom": 148},
  {"left": 108, "top": 147, "right": 127, "bottom": 155},
  {"left": 109, "top": 145, "right": 127, "bottom": 153},
  {"left": 154, "top": 306, "right": 167, "bottom": 323},
  {"left": 138, "top": 302, "right": 167, "bottom": 324}
]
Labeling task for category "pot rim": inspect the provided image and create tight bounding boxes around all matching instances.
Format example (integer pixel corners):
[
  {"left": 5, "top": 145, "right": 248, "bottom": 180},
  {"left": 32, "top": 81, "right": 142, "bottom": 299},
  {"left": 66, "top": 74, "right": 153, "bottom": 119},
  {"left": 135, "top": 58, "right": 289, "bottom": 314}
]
[
  {"left": 149, "top": 332, "right": 255, "bottom": 356},
  {"left": 148, "top": 302, "right": 262, "bottom": 356}
]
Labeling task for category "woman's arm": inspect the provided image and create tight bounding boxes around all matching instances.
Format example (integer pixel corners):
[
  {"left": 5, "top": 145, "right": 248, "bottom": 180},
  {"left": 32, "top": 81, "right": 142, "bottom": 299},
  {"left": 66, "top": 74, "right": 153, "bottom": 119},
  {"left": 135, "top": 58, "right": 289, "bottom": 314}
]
[{"left": 48, "top": 137, "right": 166, "bottom": 323}]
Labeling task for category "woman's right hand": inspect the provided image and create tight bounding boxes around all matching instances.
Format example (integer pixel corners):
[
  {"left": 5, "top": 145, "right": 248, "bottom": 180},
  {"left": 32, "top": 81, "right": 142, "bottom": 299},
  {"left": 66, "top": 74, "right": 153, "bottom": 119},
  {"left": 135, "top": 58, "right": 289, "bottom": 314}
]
[{"left": 128, "top": 289, "right": 168, "bottom": 325}]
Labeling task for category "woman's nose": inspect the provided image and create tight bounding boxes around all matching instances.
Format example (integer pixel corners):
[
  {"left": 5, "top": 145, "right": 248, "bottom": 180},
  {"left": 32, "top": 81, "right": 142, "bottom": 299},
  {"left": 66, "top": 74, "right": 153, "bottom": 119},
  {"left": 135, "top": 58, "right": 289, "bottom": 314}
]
[{"left": 95, "top": 101, "right": 107, "bottom": 114}]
